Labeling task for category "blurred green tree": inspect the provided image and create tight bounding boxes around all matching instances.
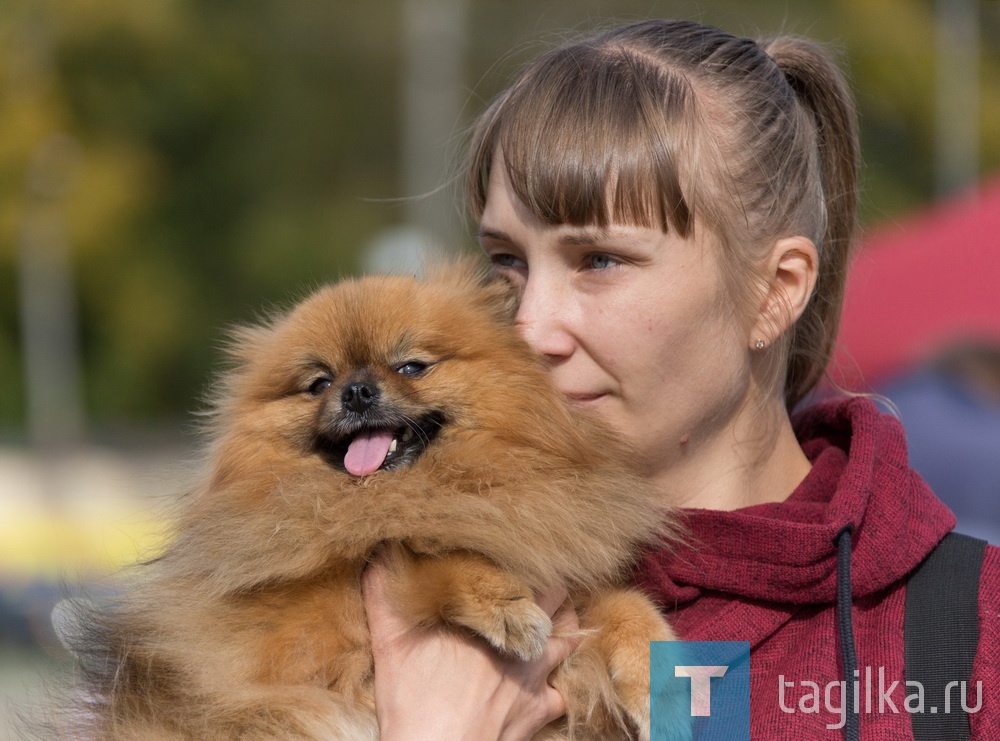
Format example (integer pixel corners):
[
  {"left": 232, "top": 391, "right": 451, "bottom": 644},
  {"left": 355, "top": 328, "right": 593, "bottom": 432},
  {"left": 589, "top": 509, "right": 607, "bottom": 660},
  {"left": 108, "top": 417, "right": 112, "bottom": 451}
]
[{"left": 1, "top": 0, "right": 404, "bottom": 433}]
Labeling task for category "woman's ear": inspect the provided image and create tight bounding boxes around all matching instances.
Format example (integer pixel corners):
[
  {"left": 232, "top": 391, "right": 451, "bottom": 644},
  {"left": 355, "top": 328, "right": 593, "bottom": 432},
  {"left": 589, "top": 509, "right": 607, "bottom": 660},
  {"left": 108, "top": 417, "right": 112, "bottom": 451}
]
[{"left": 751, "top": 236, "right": 818, "bottom": 348}]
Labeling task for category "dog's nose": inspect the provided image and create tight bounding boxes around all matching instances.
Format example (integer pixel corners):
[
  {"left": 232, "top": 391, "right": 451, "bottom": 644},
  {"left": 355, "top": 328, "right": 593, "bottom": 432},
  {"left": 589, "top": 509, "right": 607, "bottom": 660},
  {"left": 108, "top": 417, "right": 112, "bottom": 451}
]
[{"left": 341, "top": 382, "right": 379, "bottom": 413}]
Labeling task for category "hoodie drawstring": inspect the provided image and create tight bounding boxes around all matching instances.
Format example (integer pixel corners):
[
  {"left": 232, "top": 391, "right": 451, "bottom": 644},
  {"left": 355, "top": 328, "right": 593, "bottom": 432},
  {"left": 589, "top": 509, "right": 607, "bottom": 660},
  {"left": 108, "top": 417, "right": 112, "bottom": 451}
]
[{"left": 835, "top": 524, "right": 860, "bottom": 741}]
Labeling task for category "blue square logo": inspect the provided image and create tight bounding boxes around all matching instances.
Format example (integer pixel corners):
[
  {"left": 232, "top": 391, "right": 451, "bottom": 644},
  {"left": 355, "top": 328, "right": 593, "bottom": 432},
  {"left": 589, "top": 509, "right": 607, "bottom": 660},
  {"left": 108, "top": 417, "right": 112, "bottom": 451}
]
[{"left": 651, "top": 641, "right": 751, "bottom": 740}]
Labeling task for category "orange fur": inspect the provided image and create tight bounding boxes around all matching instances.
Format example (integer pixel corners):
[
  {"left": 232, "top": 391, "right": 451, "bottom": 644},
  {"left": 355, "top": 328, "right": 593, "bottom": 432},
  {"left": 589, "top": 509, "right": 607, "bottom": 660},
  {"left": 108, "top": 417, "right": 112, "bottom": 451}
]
[{"left": 58, "top": 261, "right": 684, "bottom": 740}]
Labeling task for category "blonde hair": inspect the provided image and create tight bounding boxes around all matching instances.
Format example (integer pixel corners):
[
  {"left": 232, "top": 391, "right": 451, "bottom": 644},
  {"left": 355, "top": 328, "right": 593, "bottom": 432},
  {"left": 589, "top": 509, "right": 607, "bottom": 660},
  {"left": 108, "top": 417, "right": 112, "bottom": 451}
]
[{"left": 467, "top": 20, "right": 859, "bottom": 410}]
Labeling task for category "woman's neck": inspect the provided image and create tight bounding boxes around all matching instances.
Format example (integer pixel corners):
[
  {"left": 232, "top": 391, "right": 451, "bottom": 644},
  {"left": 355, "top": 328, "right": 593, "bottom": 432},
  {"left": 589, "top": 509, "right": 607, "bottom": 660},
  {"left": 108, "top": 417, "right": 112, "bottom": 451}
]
[{"left": 650, "top": 401, "right": 813, "bottom": 512}]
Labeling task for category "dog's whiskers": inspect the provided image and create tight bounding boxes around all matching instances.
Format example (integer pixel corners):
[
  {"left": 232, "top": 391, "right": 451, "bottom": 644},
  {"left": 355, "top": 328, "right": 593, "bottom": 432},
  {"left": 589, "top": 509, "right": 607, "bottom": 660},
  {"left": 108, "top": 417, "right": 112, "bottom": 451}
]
[{"left": 399, "top": 411, "right": 434, "bottom": 446}]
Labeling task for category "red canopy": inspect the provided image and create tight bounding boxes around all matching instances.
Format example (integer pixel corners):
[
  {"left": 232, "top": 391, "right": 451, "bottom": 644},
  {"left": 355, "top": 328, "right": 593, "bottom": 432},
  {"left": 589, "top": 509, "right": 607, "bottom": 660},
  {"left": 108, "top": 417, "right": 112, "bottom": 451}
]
[{"left": 833, "top": 177, "right": 1000, "bottom": 390}]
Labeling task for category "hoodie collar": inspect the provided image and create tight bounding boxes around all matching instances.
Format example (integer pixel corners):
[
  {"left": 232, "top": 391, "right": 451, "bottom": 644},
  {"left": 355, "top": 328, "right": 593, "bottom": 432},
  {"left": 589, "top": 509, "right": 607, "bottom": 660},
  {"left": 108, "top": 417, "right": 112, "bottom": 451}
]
[{"left": 637, "top": 397, "right": 956, "bottom": 607}]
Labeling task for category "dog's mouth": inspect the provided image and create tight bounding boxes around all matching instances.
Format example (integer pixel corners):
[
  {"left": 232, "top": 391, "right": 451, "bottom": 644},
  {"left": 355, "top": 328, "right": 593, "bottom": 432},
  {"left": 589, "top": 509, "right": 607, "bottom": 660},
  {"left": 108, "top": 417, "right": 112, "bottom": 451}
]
[{"left": 318, "top": 412, "right": 445, "bottom": 477}]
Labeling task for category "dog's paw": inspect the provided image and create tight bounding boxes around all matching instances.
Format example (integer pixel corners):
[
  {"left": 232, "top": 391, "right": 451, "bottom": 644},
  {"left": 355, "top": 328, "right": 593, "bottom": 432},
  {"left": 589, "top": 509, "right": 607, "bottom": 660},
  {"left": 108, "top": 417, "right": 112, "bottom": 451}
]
[
  {"left": 390, "top": 547, "right": 555, "bottom": 662},
  {"left": 477, "top": 596, "right": 552, "bottom": 661}
]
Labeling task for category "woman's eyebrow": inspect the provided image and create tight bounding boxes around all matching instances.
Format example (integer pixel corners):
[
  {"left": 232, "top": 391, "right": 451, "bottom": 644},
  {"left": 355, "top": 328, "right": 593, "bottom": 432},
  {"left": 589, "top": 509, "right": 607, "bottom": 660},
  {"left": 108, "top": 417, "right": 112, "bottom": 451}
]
[
  {"left": 478, "top": 225, "right": 635, "bottom": 247},
  {"left": 476, "top": 227, "right": 511, "bottom": 242},
  {"left": 564, "top": 225, "right": 656, "bottom": 248},
  {"left": 558, "top": 230, "right": 608, "bottom": 247}
]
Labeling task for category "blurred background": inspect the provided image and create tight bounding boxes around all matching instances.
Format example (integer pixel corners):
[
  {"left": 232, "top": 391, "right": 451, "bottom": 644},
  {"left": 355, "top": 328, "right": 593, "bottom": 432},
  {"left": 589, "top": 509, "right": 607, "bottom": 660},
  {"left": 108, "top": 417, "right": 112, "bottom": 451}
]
[{"left": 2, "top": 0, "right": 999, "bottom": 734}]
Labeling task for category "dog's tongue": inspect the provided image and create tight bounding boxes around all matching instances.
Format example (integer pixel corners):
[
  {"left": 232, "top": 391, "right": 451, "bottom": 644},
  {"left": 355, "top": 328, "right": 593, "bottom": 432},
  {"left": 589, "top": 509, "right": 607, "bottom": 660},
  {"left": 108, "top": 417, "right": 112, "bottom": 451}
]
[{"left": 344, "top": 430, "right": 395, "bottom": 476}]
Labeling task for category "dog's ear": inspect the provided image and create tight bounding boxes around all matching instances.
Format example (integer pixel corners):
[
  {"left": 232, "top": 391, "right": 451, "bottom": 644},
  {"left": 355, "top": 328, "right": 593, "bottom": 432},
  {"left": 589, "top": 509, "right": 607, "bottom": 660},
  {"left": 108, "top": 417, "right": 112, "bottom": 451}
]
[
  {"left": 476, "top": 271, "right": 520, "bottom": 324},
  {"left": 223, "top": 320, "right": 278, "bottom": 368},
  {"left": 425, "top": 256, "right": 520, "bottom": 325}
]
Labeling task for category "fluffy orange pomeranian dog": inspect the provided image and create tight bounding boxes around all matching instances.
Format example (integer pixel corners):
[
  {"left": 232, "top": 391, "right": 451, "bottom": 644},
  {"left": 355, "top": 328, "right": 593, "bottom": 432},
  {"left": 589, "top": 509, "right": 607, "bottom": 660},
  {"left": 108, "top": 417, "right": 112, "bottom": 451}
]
[{"left": 54, "top": 261, "right": 684, "bottom": 740}]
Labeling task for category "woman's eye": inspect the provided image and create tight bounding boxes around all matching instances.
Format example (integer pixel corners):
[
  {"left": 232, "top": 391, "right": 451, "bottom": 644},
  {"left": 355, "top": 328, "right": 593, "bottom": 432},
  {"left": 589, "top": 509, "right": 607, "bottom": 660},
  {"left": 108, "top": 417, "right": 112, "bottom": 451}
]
[
  {"left": 587, "top": 253, "right": 618, "bottom": 270},
  {"left": 490, "top": 253, "right": 527, "bottom": 270},
  {"left": 397, "top": 360, "right": 429, "bottom": 376},
  {"left": 307, "top": 377, "right": 332, "bottom": 396}
]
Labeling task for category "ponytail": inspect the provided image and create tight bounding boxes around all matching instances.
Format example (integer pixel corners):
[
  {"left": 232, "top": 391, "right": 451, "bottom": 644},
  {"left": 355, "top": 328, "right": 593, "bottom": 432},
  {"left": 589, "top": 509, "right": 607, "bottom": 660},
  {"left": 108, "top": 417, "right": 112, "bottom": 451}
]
[{"left": 762, "top": 37, "right": 860, "bottom": 409}]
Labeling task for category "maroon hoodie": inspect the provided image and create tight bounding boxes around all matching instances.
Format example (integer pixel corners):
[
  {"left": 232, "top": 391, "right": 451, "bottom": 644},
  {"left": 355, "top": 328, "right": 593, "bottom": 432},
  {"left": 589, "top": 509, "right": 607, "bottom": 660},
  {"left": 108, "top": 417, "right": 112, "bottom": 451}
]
[{"left": 636, "top": 397, "right": 1000, "bottom": 739}]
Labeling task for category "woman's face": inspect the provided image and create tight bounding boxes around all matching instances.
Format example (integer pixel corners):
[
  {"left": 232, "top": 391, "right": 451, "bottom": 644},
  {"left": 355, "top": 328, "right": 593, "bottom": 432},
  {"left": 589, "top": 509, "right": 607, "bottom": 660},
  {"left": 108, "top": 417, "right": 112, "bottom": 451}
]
[{"left": 478, "top": 164, "right": 756, "bottom": 480}]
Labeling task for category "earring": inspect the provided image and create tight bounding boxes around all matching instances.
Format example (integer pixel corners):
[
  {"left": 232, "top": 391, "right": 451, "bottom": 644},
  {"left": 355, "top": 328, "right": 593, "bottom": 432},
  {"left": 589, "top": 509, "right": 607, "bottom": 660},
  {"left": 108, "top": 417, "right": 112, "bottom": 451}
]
[{"left": 754, "top": 339, "right": 767, "bottom": 350}]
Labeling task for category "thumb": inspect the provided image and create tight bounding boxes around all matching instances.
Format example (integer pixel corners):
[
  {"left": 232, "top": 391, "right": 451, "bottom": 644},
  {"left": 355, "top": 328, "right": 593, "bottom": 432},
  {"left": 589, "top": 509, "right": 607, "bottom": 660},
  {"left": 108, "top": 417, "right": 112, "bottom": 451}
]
[{"left": 361, "top": 554, "right": 409, "bottom": 646}]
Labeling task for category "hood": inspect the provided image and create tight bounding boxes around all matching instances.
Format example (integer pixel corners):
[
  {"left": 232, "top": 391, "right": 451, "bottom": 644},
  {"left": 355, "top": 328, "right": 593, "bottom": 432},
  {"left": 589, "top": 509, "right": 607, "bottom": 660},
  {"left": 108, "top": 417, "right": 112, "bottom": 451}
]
[{"left": 636, "top": 397, "right": 956, "bottom": 607}]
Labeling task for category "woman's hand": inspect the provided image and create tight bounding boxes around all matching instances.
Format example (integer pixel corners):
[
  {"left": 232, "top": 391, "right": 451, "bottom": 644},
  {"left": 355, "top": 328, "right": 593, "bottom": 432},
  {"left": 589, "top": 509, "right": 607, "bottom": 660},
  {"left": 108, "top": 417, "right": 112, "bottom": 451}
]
[{"left": 362, "top": 557, "right": 581, "bottom": 741}]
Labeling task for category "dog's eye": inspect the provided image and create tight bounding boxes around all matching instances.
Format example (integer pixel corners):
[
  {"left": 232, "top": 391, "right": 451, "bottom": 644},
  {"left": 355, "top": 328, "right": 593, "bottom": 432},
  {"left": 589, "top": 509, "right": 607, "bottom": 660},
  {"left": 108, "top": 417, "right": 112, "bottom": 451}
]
[
  {"left": 396, "top": 360, "right": 429, "bottom": 377},
  {"left": 307, "top": 376, "right": 332, "bottom": 396}
]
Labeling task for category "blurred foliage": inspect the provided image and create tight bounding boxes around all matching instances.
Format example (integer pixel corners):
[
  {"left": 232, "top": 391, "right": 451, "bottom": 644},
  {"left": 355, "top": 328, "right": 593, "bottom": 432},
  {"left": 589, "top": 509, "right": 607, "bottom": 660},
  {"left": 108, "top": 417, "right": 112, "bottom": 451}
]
[{"left": 1, "top": 0, "right": 999, "bottom": 437}]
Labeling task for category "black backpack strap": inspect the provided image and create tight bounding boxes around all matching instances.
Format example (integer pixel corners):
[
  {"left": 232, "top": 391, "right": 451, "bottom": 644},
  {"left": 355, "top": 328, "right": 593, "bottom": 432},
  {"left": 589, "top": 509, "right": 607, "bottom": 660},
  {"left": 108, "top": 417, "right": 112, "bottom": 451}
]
[{"left": 905, "top": 531, "right": 987, "bottom": 740}]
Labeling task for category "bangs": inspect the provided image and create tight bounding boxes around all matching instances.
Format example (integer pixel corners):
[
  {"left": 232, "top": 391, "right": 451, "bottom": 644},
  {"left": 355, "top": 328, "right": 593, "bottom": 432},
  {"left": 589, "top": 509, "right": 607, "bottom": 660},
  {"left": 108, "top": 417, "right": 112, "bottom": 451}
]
[{"left": 468, "top": 44, "right": 695, "bottom": 236}]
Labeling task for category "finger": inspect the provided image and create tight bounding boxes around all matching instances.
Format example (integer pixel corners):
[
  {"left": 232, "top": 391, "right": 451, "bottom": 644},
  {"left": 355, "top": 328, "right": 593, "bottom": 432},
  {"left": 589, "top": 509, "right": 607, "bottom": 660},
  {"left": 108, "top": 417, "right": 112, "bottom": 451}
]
[
  {"left": 361, "top": 557, "right": 406, "bottom": 642},
  {"left": 542, "top": 684, "right": 568, "bottom": 726},
  {"left": 551, "top": 600, "right": 580, "bottom": 636},
  {"left": 534, "top": 585, "right": 570, "bottom": 618},
  {"left": 540, "top": 630, "right": 580, "bottom": 670},
  {"left": 361, "top": 557, "right": 389, "bottom": 605},
  {"left": 539, "top": 633, "right": 582, "bottom": 678}
]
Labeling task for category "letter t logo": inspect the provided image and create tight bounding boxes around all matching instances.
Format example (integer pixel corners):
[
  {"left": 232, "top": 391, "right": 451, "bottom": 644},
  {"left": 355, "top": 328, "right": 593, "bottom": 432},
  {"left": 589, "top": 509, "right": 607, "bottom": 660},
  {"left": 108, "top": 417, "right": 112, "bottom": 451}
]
[{"left": 675, "top": 665, "right": 729, "bottom": 716}]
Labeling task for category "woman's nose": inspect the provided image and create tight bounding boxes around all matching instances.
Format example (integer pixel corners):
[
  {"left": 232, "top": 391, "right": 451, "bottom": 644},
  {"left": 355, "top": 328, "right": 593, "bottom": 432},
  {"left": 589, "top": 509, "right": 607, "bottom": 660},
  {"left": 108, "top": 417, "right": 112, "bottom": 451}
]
[{"left": 515, "top": 276, "right": 576, "bottom": 361}]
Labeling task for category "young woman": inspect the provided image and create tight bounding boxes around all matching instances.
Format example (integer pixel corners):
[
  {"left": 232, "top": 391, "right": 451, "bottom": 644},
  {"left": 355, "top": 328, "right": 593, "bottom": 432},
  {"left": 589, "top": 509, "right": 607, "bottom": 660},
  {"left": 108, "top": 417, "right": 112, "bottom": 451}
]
[{"left": 363, "top": 19, "right": 1000, "bottom": 739}]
